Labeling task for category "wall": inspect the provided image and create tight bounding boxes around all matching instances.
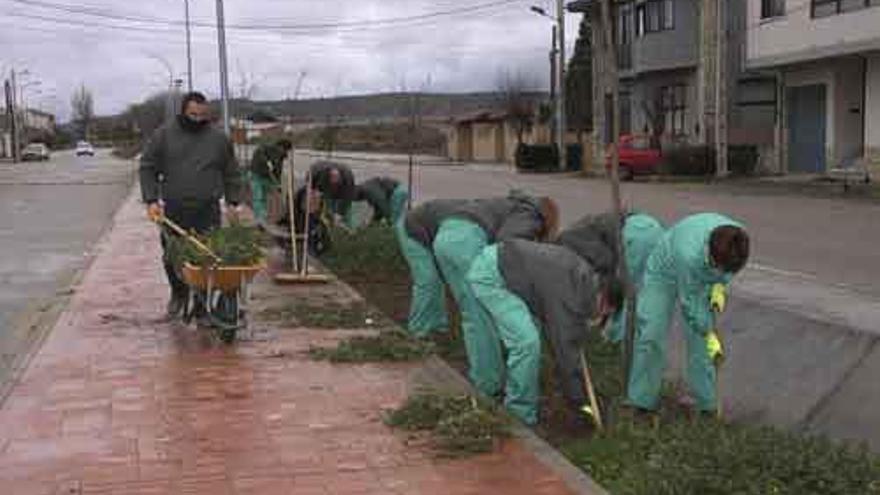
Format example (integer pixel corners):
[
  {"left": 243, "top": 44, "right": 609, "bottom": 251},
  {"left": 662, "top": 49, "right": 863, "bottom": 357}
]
[
  {"left": 867, "top": 53, "right": 880, "bottom": 174},
  {"left": 632, "top": 0, "right": 700, "bottom": 73},
  {"left": 472, "top": 122, "right": 500, "bottom": 162},
  {"left": 747, "top": 0, "right": 880, "bottom": 68},
  {"left": 629, "top": 68, "right": 700, "bottom": 144},
  {"left": 834, "top": 57, "right": 865, "bottom": 167}
]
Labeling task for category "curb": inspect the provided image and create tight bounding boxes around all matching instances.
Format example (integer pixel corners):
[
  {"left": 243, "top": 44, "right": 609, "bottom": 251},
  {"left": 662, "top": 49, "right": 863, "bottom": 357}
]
[{"left": 319, "top": 262, "right": 608, "bottom": 495}]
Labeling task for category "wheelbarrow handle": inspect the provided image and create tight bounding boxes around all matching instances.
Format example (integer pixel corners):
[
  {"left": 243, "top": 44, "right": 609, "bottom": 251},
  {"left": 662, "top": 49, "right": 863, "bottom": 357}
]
[{"left": 156, "top": 216, "right": 222, "bottom": 263}]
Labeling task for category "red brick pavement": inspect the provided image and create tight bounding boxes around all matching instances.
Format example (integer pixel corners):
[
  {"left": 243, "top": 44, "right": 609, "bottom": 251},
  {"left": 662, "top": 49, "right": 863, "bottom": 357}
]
[{"left": 0, "top": 194, "right": 585, "bottom": 494}]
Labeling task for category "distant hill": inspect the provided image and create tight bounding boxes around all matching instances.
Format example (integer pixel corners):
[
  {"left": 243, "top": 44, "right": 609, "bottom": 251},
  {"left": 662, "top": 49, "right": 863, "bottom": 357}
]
[{"left": 229, "top": 91, "right": 549, "bottom": 123}]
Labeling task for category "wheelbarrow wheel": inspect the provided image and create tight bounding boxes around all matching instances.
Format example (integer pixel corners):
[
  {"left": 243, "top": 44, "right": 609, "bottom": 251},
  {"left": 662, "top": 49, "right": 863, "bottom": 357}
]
[{"left": 209, "top": 292, "right": 240, "bottom": 343}]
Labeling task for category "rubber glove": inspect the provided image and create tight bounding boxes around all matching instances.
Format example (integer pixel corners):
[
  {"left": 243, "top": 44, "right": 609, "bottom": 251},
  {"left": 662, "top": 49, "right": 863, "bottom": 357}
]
[
  {"left": 706, "top": 330, "right": 724, "bottom": 365},
  {"left": 147, "top": 202, "right": 164, "bottom": 223},
  {"left": 710, "top": 283, "right": 727, "bottom": 313}
]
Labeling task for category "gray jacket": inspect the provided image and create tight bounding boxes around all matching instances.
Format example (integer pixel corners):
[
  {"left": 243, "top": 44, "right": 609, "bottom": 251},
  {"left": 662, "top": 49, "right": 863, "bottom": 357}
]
[
  {"left": 404, "top": 194, "right": 544, "bottom": 248},
  {"left": 499, "top": 239, "right": 600, "bottom": 407},
  {"left": 557, "top": 212, "right": 622, "bottom": 277},
  {"left": 139, "top": 118, "right": 242, "bottom": 205}
]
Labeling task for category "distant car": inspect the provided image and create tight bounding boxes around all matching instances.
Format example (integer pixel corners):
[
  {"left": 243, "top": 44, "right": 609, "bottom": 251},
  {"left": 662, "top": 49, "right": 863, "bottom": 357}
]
[
  {"left": 75, "top": 141, "right": 95, "bottom": 157},
  {"left": 22, "top": 143, "right": 50, "bottom": 161},
  {"left": 605, "top": 134, "right": 662, "bottom": 180}
]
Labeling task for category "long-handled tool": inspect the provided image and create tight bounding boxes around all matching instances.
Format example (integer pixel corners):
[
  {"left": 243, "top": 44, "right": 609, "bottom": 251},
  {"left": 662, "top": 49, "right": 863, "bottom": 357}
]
[
  {"left": 711, "top": 311, "right": 724, "bottom": 421},
  {"left": 580, "top": 352, "right": 604, "bottom": 431},
  {"left": 157, "top": 216, "right": 222, "bottom": 264},
  {"left": 274, "top": 150, "right": 330, "bottom": 284}
]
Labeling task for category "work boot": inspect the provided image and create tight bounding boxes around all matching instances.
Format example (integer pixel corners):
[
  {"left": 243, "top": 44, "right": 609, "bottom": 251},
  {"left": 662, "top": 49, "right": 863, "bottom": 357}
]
[
  {"left": 165, "top": 291, "right": 186, "bottom": 319},
  {"left": 619, "top": 404, "right": 660, "bottom": 430}
]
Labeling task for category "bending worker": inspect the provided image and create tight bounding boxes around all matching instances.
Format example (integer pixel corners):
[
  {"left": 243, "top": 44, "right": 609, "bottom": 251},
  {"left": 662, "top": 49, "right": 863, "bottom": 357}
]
[
  {"left": 249, "top": 138, "right": 292, "bottom": 224},
  {"left": 626, "top": 213, "right": 749, "bottom": 415},
  {"left": 558, "top": 211, "right": 666, "bottom": 343},
  {"left": 355, "top": 176, "right": 409, "bottom": 226},
  {"left": 466, "top": 233, "right": 624, "bottom": 425},
  {"left": 402, "top": 192, "right": 559, "bottom": 397},
  {"left": 309, "top": 161, "right": 357, "bottom": 228}
]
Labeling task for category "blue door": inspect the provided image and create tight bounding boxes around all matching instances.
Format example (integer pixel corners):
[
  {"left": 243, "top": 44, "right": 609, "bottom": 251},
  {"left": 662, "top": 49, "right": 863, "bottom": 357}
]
[{"left": 787, "top": 84, "right": 827, "bottom": 173}]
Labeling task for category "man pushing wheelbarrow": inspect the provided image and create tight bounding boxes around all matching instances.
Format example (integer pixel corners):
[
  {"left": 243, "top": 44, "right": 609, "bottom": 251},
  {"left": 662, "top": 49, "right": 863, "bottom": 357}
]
[{"left": 139, "top": 91, "right": 245, "bottom": 324}]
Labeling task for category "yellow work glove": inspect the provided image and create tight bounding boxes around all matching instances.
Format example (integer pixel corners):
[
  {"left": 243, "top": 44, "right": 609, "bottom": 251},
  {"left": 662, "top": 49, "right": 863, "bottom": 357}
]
[
  {"left": 706, "top": 330, "right": 724, "bottom": 365},
  {"left": 710, "top": 283, "right": 727, "bottom": 313},
  {"left": 146, "top": 202, "right": 164, "bottom": 223}
]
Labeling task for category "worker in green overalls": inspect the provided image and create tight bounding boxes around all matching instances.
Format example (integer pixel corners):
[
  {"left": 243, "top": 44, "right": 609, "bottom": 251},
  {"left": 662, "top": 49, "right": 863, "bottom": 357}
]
[
  {"left": 249, "top": 138, "right": 291, "bottom": 224},
  {"left": 557, "top": 211, "right": 666, "bottom": 343},
  {"left": 401, "top": 192, "right": 559, "bottom": 397},
  {"left": 626, "top": 213, "right": 749, "bottom": 415}
]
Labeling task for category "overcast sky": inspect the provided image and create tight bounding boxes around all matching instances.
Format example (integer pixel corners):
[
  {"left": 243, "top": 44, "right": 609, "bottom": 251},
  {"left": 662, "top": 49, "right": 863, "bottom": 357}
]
[{"left": 1, "top": 0, "right": 583, "bottom": 121}]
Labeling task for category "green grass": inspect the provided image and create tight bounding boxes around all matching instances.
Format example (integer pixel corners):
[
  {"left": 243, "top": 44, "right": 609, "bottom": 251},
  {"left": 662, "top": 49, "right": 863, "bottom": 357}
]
[
  {"left": 308, "top": 330, "right": 436, "bottom": 363},
  {"left": 320, "top": 223, "right": 880, "bottom": 492},
  {"left": 258, "top": 300, "right": 386, "bottom": 329},
  {"left": 385, "top": 392, "right": 510, "bottom": 458}
]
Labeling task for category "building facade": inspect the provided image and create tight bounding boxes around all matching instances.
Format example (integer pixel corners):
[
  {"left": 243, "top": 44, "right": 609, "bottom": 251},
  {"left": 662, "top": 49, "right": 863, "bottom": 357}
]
[{"left": 747, "top": 0, "right": 880, "bottom": 175}]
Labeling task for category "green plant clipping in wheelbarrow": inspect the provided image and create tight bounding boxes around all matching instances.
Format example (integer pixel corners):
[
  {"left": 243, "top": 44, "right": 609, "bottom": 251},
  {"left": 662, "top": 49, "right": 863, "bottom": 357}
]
[{"left": 169, "top": 224, "right": 268, "bottom": 267}]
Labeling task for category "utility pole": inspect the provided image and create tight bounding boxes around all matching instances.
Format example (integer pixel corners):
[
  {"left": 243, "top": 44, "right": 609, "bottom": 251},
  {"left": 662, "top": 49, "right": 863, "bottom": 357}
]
[
  {"left": 557, "top": 0, "right": 567, "bottom": 171},
  {"left": 184, "top": 0, "right": 194, "bottom": 92},
  {"left": 4, "top": 78, "right": 16, "bottom": 162},
  {"left": 10, "top": 69, "right": 19, "bottom": 162},
  {"left": 715, "top": 0, "right": 729, "bottom": 177},
  {"left": 215, "top": 0, "right": 231, "bottom": 135},
  {"left": 549, "top": 25, "right": 558, "bottom": 143}
]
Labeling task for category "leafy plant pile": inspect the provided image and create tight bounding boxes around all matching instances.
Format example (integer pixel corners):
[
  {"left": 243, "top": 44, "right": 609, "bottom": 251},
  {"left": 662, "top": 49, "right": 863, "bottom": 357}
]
[
  {"left": 169, "top": 223, "right": 267, "bottom": 267},
  {"left": 320, "top": 221, "right": 880, "bottom": 493},
  {"left": 386, "top": 392, "right": 509, "bottom": 458},
  {"left": 308, "top": 330, "right": 436, "bottom": 363},
  {"left": 258, "top": 300, "right": 386, "bottom": 329}
]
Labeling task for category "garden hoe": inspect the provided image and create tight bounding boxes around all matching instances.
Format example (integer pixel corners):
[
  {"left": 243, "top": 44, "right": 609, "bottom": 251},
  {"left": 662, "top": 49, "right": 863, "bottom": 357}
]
[
  {"left": 274, "top": 152, "right": 330, "bottom": 285},
  {"left": 579, "top": 352, "right": 604, "bottom": 431}
]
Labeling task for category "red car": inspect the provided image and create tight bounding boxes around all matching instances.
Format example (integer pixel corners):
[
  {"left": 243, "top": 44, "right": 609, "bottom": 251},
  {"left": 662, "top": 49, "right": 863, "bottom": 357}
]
[{"left": 605, "top": 134, "right": 662, "bottom": 180}]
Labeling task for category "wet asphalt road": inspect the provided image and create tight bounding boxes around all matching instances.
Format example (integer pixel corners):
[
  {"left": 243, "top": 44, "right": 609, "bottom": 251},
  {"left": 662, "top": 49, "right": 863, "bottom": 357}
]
[{"left": 0, "top": 150, "right": 134, "bottom": 383}]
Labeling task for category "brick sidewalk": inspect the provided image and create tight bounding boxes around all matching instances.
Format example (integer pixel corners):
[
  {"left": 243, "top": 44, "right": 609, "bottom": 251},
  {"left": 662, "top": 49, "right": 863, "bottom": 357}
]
[{"left": 0, "top": 192, "right": 592, "bottom": 494}]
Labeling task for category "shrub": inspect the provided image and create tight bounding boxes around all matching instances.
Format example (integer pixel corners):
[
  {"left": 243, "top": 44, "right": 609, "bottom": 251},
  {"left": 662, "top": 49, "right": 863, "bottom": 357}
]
[{"left": 661, "top": 145, "right": 716, "bottom": 176}]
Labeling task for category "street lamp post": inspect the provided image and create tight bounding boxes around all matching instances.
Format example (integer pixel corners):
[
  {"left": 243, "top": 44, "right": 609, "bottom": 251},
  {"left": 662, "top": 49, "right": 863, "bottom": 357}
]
[
  {"left": 531, "top": 5, "right": 567, "bottom": 171},
  {"left": 183, "top": 0, "right": 193, "bottom": 92},
  {"left": 215, "top": 0, "right": 231, "bottom": 135}
]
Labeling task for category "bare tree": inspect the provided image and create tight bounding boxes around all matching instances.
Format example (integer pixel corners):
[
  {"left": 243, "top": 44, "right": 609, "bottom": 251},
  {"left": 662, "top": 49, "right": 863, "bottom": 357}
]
[
  {"left": 71, "top": 84, "right": 94, "bottom": 139},
  {"left": 497, "top": 70, "right": 538, "bottom": 145},
  {"left": 641, "top": 89, "right": 666, "bottom": 149},
  {"left": 124, "top": 91, "right": 171, "bottom": 140}
]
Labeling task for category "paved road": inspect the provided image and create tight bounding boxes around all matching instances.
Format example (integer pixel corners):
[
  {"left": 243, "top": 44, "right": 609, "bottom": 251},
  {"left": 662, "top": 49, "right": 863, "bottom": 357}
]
[
  {"left": 0, "top": 150, "right": 134, "bottom": 387},
  {"left": 295, "top": 150, "right": 880, "bottom": 450}
]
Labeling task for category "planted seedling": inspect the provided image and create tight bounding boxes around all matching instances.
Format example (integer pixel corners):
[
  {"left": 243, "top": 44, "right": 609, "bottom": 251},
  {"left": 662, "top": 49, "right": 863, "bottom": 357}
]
[{"left": 308, "top": 330, "right": 435, "bottom": 363}]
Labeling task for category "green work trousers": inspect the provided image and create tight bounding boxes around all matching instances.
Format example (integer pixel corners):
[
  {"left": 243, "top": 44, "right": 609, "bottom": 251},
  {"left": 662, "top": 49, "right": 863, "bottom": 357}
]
[
  {"left": 468, "top": 245, "right": 541, "bottom": 425},
  {"left": 433, "top": 218, "right": 502, "bottom": 398}
]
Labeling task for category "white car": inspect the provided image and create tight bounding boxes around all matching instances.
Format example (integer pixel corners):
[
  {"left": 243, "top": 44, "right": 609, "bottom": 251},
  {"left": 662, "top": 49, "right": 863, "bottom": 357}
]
[
  {"left": 22, "top": 143, "right": 50, "bottom": 161},
  {"left": 76, "top": 141, "right": 95, "bottom": 157}
]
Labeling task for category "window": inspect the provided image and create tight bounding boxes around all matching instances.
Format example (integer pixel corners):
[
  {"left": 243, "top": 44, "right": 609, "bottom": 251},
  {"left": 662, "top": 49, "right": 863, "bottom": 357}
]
[
  {"left": 811, "top": 0, "right": 875, "bottom": 17},
  {"left": 637, "top": 0, "right": 674, "bottom": 35},
  {"left": 761, "top": 0, "right": 785, "bottom": 18},
  {"left": 660, "top": 85, "right": 687, "bottom": 135}
]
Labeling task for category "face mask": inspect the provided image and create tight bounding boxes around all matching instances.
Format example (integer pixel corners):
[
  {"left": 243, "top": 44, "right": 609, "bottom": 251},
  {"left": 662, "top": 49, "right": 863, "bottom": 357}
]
[{"left": 178, "top": 114, "right": 209, "bottom": 132}]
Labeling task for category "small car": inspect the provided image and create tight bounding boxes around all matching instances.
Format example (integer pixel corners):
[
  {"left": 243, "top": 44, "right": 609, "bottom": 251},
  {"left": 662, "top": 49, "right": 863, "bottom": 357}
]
[
  {"left": 605, "top": 134, "right": 662, "bottom": 180},
  {"left": 75, "top": 141, "right": 95, "bottom": 157},
  {"left": 22, "top": 143, "right": 50, "bottom": 161}
]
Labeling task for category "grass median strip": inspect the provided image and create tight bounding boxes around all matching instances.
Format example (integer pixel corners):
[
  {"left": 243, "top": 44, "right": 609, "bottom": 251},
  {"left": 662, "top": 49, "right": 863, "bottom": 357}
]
[
  {"left": 322, "top": 223, "right": 880, "bottom": 493},
  {"left": 308, "top": 330, "right": 436, "bottom": 363}
]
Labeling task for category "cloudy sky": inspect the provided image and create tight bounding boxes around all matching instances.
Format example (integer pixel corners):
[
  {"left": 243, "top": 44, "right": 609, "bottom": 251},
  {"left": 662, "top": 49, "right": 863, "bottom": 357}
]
[{"left": 1, "top": 0, "right": 583, "bottom": 121}]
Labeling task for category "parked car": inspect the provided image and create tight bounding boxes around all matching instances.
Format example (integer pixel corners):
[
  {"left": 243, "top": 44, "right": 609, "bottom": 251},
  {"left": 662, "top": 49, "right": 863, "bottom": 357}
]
[
  {"left": 75, "top": 141, "right": 95, "bottom": 157},
  {"left": 605, "top": 134, "right": 662, "bottom": 180},
  {"left": 22, "top": 143, "right": 50, "bottom": 161}
]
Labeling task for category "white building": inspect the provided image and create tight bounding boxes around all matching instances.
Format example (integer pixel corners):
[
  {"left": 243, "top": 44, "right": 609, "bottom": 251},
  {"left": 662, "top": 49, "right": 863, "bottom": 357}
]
[{"left": 747, "top": 0, "right": 880, "bottom": 175}]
